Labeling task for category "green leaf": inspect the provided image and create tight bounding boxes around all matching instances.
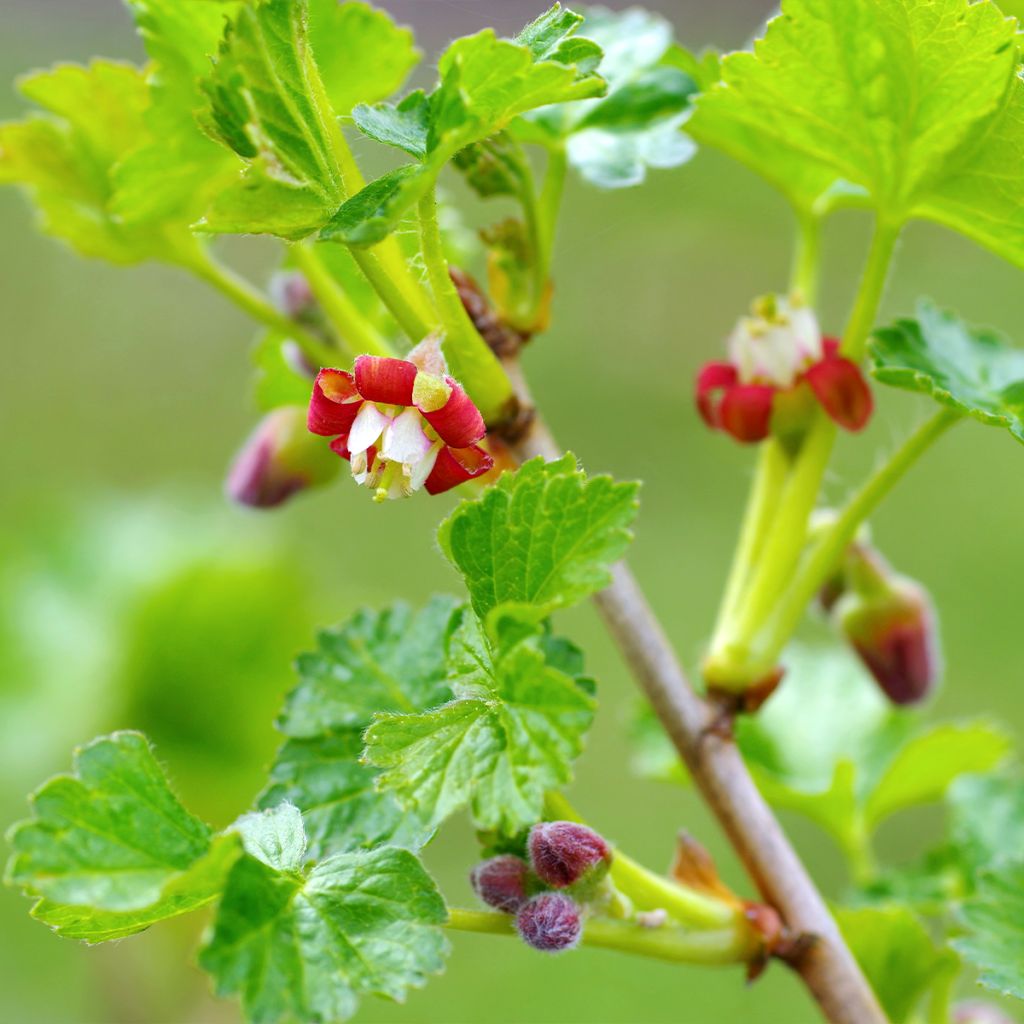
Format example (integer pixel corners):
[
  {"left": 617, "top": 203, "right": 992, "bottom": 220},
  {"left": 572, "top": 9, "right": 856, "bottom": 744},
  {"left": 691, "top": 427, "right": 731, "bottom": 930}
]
[
  {"left": 5, "top": 731, "right": 241, "bottom": 941},
  {"left": 365, "top": 612, "right": 596, "bottom": 833},
  {"left": 308, "top": 0, "right": 418, "bottom": 116},
  {"left": 437, "top": 454, "right": 640, "bottom": 625},
  {"left": 259, "top": 733, "right": 434, "bottom": 859},
  {"left": 279, "top": 597, "right": 458, "bottom": 738},
  {"left": 837, "top": 905, "right": 958, "bottom": 1022},
  {"left": 326, "top": 4, "right": 605, "bottom": 244},
  {"left": 687, "top": 0, "right": 1019, "bottom": 219},
  {"left": 871, "top": 301, "right": 1024, "bottom": 444},
  {"left": 199, "top": 804, "right": 448, "bottom": 1024},
  {"left": 955, "top": 859, "right": 1024, "bottom": 1001},
  {"left": 114, "top": 0, "right": 240, "bottom": 225},
  {"left": 0, "top": 61, "right": 197, "bottom": 264},
  {"left": 949, "top": 773, "right": 1024, "bottom": 875},
  {"left": 198, "top": 0, "right": 346, "bottom": 239}
]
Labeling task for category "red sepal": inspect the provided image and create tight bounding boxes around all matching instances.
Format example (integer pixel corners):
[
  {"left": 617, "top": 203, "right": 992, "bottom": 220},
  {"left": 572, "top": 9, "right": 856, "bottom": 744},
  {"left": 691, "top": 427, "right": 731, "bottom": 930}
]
[
  {"left": 695, "top": 361, "right": 738, "bottom": 428},
  {"left": 719, "top": 384, "right": 776, "bottom": 443},
  {"left": 424, "top": 444, "right": 494, "bottom": 495},
  {"left": 805, "top": 352, "right": 873, "bottom": 432},
  {"left": 328, "top": 435, "right": 352, "bottom": 460},
  {"left": 308, "top": 369, "right": 360, "bottom": 436},
  {"left": 354, "top": 355, "right": 417, "bottom": 405},
  {"left": 420, "top": 377, "right": 487, "bottom": 447}
]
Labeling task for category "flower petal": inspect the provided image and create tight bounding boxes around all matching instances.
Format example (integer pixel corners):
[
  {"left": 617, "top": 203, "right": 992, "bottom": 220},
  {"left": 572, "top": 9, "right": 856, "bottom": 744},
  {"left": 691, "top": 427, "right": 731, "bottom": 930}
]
[
  {"left": 329, "top": 435, "right": 351, "bottom": 460},
  {"left": 719, "top": 384, "right": 776, "bottom": 443},
  {"left": 419, "top": 377, "right": 487, "bottom": 447},
  {"left": 381, "top": 407, "right": 434, "bottom": 466},
  {"left": 354, "top": 355, "right": 417, "bottom": 405},
  {"left": 805, "top": 354, "right": 873, "bottom": 432},
  {"left": 695, "top": 362, "right": 738, "bottom": 428},
  {"left": 308, "top": 369, "right": 360, "bottom": 436},
  {"left": 409, "top": 441, "right": 443, "bottom": 492},
  {"left": 424, "top": 444, "right": 495, "bottom": 495},
  {"left": 348, "top": 402, "right": 391, "bottom": 455}
]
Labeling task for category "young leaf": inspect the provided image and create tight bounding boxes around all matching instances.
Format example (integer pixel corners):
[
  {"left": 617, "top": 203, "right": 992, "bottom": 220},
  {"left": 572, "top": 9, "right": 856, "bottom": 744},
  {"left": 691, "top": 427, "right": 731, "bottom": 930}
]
[
  {"left": 837, "top": 905, "right": 958, "bottom": 1022},
  {"left": 949, "top": 773, "right": 1024, "bottom": 876},
  {"left": 955, "top": 860, "right": 1024, "bottom": 1001},
  {"left": 437, "top": 454, "right": 640, "bottom": 625},
  {"left": 364, "top": 611, "right": 596, "bottom": 833},
  {"left": 688, "top": 0, "right": 1018, "bottom": 219},
  {"left": 0, "top": 62, "right": 198, "bottom": 264},
  {"left": 199, "top": 805, "right": 449, "bottom": 1024},
  {"left": 5, "top": 731, "right": 239, "bottom": 941},
  {"left": 871, "top": 301, "right": 1024, "bottom": 444}
]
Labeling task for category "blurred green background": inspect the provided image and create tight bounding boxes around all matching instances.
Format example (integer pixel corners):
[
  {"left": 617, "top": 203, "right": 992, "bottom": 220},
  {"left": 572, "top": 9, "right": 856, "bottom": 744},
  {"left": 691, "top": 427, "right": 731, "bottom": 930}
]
[{"left": 3, "top": 1, "right": 1024, "bottom": 1021}]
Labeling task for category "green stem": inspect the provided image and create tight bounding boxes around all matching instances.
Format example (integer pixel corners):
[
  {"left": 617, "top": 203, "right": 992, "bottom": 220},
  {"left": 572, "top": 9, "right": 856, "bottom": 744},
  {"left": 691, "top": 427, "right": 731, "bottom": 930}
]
[
  {"left": 792, "top": 210, "right": 822, "bottom": 306},
  {"left": 542, "top": 793, "right": 740, "bottom": 930},
  {"left": 747, "top": 409, "right": 960, "bottom": 675},
  {"left": 349, "top": 248, "right": 433, "bottom": 345},
  {"left": 188, "top": 251, "right": 339, "bottom": 368},
  {"left": 840, "top": 218, "right": 902, "bottom": 362},
  {"left": 445, "top": 909, "right": 753, "bottom": 966},
  {"left": 291, "top": 243, "right": 392, "bottom": 358},
  {"left": 418, "top": 187, "right": 514, "bottom": 421},
  {"left": 533, "top": 144, "right": 567, "bottom": 310}
]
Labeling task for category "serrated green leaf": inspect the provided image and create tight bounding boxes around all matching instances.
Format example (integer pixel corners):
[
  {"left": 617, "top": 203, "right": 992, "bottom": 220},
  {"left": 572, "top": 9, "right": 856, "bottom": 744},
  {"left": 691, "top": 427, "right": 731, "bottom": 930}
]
[
  {"left": 199, "top": 805, "right": 448, "bottom": 1024},
  {"left": 949, "top": 773, "right": 1024, "bottom": 874},
  {"left": 308, "top": 0, "right": 418, "bottom": 116},
  {"left": 837, "top": 905, "right": 958, "bottom": 1022},
  {"left": 0, "top": 61, "right": 198, "bottom": 264},
  {"left": 259, "top": 733, "right": 433, "bottom": 859},
  {"left": 955, "top": 859, "right": 1024, "bottom": 1001},
  {"left": 198, "top": 0, "right": 346, "bottom": 239},
  {"left": 871, "top": 301, "right": 1024, "bottom": 444},
  {"left": 688, "top": 0, "right": 1019, "bottom": 220},
  {"left": 437, "top": 454, "right": 640, "bottom": 624},
  {"left": 352, "top": 90, "right": 430, "bottom": 159},
  {"left": 279, "top": 597, "right": 459, "bottom": 738},
  {"left": 6, "top": 731, "right": 241, "bottom": 942},
  {"left": 365, "top": 613, "right": 596, "bottom": 833}
]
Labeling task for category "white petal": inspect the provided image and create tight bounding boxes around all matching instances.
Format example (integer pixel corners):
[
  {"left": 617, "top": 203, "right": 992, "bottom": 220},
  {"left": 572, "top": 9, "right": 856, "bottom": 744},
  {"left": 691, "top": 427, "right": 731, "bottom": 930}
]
[
  {"left": 381, "top": 407, "right": 433, "bottom": 466},
  {"left": 408, "top": 441, "right": 443, "bottom": 492},
  {"left": 348, "top": 402, "right": 390, "bottom": 456}
]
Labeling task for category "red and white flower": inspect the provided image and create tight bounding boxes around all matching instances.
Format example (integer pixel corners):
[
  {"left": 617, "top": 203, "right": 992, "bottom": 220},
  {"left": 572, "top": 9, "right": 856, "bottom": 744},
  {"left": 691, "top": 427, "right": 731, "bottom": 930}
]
[
  {"left": 307, "top": 354, "right": 493, "bottom": 500},
  {"left": 696, "top": 295, "right": 873, "bottom": 443}
]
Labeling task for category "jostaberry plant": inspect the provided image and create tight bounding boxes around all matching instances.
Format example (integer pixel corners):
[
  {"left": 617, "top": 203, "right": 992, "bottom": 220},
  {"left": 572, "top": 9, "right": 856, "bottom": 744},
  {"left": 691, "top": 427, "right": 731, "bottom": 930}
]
[{"left": 5, "top": 1, "right": 1024, "bottom": 1022}]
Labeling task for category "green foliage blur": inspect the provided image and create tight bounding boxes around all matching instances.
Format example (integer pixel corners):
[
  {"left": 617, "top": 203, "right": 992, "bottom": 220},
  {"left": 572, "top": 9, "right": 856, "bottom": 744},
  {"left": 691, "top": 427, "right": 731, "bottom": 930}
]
[{"left": 4, "top": 2, "right": 1024, "bottom": 1021}]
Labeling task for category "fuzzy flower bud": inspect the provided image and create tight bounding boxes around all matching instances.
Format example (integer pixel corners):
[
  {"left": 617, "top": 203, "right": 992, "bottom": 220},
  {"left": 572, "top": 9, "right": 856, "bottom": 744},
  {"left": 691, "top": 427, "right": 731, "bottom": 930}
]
[
  {"left": 226, "top": 406, "right": 338, "bottom": 509},
  {"left": 528, "top": 821, "right": 611, "bottom": 889},
  {"left": 470, "top": 855, "right": 530, "bottom": 913},
  {"left": 515, "top": 892, "right": 582, "bottom": 953},
  {"left": 269, "top": 271, "right": 318, "bottom": 323},
  {"left": 835, "top": 571, "right": 941, "bottom": 706}
]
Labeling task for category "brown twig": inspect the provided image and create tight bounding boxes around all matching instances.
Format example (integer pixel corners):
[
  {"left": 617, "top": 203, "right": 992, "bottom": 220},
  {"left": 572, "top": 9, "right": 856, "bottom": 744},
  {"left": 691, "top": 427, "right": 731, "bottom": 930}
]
[{"left": 502, "top": 363, "right": 886, "bottom": 1024}]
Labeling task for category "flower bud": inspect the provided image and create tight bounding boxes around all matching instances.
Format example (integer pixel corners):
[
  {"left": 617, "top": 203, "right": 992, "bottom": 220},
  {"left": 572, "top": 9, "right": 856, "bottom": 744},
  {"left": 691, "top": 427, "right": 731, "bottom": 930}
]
[
  {"left": 836, "top": 574, "right": 940, "bottom": 705},
  {"left": 952, "top": 1002, "right": 1017, "bottom": 1024},
  {"left": 226, "top": 406, "right": 339, "bottom": 509},
  {"left": 269, "top": 271, "right": 318, "bottom": 323},
  {"left": 470, "top": 855, "right": 530, "bottom": 913},
  {"left": 528, "top": 821, "right": 611, "bottom": 889},
  {"left": 515, "top": 892, "right": 582, "bottom": 953}
]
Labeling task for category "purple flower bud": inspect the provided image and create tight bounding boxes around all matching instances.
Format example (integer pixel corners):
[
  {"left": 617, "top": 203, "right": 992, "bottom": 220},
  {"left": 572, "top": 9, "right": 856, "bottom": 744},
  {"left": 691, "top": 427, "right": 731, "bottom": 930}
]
[
  {"left": 528, "top": 821, "right": 611, "bottom": 889},
  {"left": 470, "top": 855, "right": 530, "bottom": 913},
  {"left": 515, "top": 893, "right": 582, "bottom": 953},
  {"left": 269, "top": 271, "right": 318, "bottom": 323},
  {"left": 836, "top": 575, "right": 941, "bottom": 705},
  {"left": 226, "top": 406, "right": 339, "bottom": 509}
]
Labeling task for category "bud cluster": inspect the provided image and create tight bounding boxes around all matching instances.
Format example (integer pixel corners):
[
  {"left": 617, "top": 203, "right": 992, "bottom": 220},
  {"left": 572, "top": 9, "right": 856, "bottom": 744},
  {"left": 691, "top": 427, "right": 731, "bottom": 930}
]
[{"left": 469, "top": 821, "right": 612, "bottom": 954}]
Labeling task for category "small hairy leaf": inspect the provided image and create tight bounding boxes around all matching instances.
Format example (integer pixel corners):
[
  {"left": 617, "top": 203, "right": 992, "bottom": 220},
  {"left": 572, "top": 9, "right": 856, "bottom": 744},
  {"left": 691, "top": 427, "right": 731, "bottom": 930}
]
[
  {"left": 438, "top": 454, "right": 640, "bottom": 624},
  {"left": 837, "top": 905, "right": 958, "bottom": 1022},
  {"left": 871, "top": 301, "right": 1024, "bottom": 444},
  {"left": 199, "top": 805, "right": 448, "bottom": 1024},
  {"left": 5, "top": 731, "right": 239, "bottom": 941},
  {"left": 955, "top": 859, "right": 1024, "bottom": 1001},
  {"left": 364, "top": 613, "right": 596, "bottom": 833}
]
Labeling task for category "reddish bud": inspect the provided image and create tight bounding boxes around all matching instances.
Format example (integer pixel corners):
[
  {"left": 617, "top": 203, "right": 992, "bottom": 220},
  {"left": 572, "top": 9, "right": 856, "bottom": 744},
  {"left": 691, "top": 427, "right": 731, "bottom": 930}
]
[
  {"left": 528, "top": 821, "right": 611, "bottom": 889},
  {"left": 836, "top": 575, "right": 941, "bottom": 705},
  {"left": 269, "top": 271, "right": 318, "bottom": 322},
  {"left": 470, "top": 855, "right": 530, "bottom": 913},
  {"left": 515, "top": 893, "right": 582, "bottom": 952},
  {"left": 226, "top": 406, "right": 338, "bottom": 509}
]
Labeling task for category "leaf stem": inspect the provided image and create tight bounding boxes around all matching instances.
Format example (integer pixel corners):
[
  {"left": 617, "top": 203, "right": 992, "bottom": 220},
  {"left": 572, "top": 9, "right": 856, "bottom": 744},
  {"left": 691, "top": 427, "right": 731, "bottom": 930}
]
[
  {"left": 445, "top": 908, "right": 754, "bottom": 966},
  {"left": 188, "top": 250, "right": 339, "bottom": 368},
  {"left": 348, "top": 247, "right": 433, "bottom": 346},
  {"left": 746, "top": 408, "right": 960, "bottom": 675},
  {"left": 290, "top": 243, "right": 393, "bottom": 358},
  {"left": 840, "top": 218, "right": 902, "bottom": 362},
  {"left": 418, "top": 187, "right": 514, "bottom": 421},
  {"left": 792, "top": 210, "right": 822, "bottom": 306}
]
